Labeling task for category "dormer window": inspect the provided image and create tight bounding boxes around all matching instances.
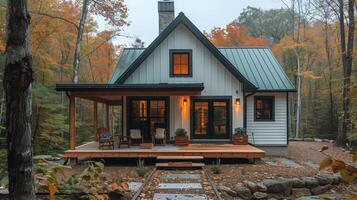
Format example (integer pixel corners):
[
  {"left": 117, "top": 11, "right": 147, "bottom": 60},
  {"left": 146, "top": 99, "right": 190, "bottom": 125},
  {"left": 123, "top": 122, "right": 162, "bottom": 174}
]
[{"left": 170, "top": 49, "right": 192, "bottom": 77}]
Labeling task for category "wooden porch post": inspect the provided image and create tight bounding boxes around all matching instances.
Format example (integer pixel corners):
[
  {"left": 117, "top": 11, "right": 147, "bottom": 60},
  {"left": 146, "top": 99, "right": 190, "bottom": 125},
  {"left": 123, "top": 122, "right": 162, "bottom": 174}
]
[
  {"left": 105, "top": 104, "right": 110, "bottom": 131},
  {"left": 93, "top": 101, "right": 98, "bottom": 141},
  {"left": 69, "top": 94, "right": 76, "bottom": 150}
]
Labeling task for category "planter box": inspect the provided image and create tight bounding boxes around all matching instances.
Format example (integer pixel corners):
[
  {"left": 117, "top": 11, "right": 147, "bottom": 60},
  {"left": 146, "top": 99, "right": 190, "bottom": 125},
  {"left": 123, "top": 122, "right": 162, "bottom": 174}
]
[
  {"left": 232, "top": 134, "right": 248, "bottom": 145},
  {"left": 140, "top": 143, "right": 153, "bottom": 149},
  {"left": 175, "top": 136, "right": 189, "bottom": 146}
]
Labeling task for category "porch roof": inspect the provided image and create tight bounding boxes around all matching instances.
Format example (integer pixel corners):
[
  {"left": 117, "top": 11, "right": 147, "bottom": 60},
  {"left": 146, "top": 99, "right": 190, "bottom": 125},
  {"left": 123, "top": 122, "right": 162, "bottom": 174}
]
[{"left": 55, "top": 83, "right": 204, "bottom": 104}]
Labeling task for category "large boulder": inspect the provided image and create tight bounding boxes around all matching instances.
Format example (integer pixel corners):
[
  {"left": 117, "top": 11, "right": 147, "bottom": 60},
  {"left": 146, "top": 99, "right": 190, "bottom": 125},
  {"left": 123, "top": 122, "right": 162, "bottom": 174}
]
[
  {"left": 302, "top": 177, "right": 319, "bottom": 189},
  {"left": 311, "top": 184, "right": 333, "bottom": 195},
  {"left": 290, "top": 178, "right": 305, "bottom": 188},
  {"left": 256, "top": 182, "right": 268, "bottom": 192},
  {"left": 291, "top": 188, "right": 311, "bottom": 198},
  {"left": 234, "top": 183, "right": 252, "bottom": 200},
  {"left": 252, "top": 192, "right": 268, "bottom": 200},
  {"left": 263, "top": 178, "right": 292, "bottom": 195},
  {"left": 331, "top": 176, "right": 341, "bottom": 185},
  {"left": 315, "top": 175, "right": 333, "bottom": 186},
  {"left": 243, "top": 180, "right": 258, "bottom": 192},
  {"left": 217, "top": 185, "right": 237, "bottom": 197}
]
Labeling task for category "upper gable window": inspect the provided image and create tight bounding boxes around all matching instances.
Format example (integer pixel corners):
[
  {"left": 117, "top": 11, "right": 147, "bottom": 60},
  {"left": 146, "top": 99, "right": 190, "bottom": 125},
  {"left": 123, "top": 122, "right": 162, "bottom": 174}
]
[{"left": 170, "top": 50, "right": 192, "bottom": 77}]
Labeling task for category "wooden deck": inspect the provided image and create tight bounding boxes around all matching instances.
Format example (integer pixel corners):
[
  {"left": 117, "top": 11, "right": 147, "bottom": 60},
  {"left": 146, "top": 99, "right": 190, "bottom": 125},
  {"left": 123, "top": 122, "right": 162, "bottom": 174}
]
[{"left": 65, "top": 142, "right": 265, "bottom": 159}]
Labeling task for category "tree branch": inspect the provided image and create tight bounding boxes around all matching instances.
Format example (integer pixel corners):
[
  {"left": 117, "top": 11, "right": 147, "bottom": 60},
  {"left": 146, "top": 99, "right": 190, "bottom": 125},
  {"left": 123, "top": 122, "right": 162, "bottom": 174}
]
[
  {"left": 81, "top": 32, "right": 133, "bottom": 59},
  {"left": 30, "top": 11, "right": 79, "bottom": 30}
]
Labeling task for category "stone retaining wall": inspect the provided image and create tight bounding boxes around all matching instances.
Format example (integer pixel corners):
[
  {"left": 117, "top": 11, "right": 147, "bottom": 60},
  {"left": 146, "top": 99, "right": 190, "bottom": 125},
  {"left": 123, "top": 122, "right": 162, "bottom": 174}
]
[{"left": 218, "top": 175, "right": 341, "bottom": 200}]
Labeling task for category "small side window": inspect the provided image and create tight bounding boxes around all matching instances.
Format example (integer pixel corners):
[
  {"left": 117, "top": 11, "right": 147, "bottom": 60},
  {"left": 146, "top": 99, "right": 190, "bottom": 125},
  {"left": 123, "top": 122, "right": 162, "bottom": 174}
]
[
  {"left": 170, "top": 50, "right": 192, "bottom": 77},
  {"left": 254, "top": 96, "right": 274, "bottom": 121}
]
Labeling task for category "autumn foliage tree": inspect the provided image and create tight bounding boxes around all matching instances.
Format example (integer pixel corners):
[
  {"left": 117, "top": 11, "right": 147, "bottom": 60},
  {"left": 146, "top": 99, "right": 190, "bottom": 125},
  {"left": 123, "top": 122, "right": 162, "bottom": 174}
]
[
  {"left": 0, "top": 0, "right": 124, "bottom": 158},
  {"left": 205, "top": 22, "right": 269, "bottom": 47}
]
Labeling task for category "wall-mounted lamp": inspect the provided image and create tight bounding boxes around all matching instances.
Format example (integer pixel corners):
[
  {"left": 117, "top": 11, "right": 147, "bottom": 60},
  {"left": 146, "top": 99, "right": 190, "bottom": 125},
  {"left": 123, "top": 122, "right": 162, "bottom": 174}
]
[
  {"left": 236, "top": 98, "right": 240, "bottom": 105},
  {"left": 183, "top": 99, "right": 188, "bottom": 106}
]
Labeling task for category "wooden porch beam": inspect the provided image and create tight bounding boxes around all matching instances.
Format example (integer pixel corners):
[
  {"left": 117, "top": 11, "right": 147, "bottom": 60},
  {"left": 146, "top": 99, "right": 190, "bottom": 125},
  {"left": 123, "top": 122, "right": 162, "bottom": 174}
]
[
  {"left": 69, "top": 94, "right": 76, "bottom": 150},
  {"left": 72, "top": 91, "right": 202, "bottom": 97}
]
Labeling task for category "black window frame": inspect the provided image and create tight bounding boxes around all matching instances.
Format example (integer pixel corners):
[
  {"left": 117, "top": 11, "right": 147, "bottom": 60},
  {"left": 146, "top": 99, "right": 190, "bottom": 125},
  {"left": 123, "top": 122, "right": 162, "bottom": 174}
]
[
  {"left": 190, "top": 96, "right": 232, "bottom": 140},
  {"left": 169, "top": 49, "right": 192, "bottom": 77},
  {"left": 254, "top": 96, "right": 275, "bottom": 121}
]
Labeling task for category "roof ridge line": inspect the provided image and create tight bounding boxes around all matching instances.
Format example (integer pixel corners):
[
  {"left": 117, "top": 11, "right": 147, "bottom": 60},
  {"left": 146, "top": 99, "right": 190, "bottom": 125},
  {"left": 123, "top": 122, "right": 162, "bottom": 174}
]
[{"left": 218, "top": 46, "right": 270, "bottom": 49}]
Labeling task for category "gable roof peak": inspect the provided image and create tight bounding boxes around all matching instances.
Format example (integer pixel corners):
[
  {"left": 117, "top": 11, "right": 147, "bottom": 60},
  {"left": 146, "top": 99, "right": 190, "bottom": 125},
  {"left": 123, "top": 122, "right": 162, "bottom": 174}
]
[{"left": 115, "top": 12, "right": 257, "bottom": 91}]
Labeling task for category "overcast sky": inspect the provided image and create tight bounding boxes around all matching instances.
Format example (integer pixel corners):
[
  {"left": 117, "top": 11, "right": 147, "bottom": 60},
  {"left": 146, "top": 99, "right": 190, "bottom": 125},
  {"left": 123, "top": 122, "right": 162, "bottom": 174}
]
[{"left": 98, "top": 0, "right": 285, "bottom": 47}]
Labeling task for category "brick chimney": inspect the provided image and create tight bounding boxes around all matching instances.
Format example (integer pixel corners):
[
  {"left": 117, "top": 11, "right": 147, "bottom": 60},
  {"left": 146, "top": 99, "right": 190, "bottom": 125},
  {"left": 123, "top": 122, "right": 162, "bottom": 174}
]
[{"left": 158, "top": 0, "right": 175, "bottom": 33}]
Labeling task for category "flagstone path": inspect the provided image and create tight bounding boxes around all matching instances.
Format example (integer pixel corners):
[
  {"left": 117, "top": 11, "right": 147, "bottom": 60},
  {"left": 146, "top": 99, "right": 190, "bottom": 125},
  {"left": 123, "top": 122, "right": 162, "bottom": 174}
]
[{"left": 138, "top": 169, "right": 218, "bottom": 200}]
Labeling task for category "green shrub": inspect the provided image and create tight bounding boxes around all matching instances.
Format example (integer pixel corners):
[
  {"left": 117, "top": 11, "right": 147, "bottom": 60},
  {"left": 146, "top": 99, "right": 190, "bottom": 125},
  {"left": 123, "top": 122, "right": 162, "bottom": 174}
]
[
  {"left": 234, "top": 127, "right": 247, "bottom": 135},
  {"left": 136, "top": 168, "right": 146, "bottom": 177},
  {"left": 175, "top": 128, "right": 187, "bottom": 137},
  {"left": 211, "top": 165, "right": 221, "bottom": 174}
]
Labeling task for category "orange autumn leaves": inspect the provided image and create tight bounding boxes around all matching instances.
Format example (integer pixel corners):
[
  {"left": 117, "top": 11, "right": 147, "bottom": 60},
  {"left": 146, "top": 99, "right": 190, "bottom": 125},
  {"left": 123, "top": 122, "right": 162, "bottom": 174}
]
[
  {"left": 320, "top": 146, "right": 357, "bottom": 183},
  {"left": 0, "top": 0, "right": 117, "bottom": 84},
  {"left": 205, "top": 22, "right": 269, "bottom": 47}
]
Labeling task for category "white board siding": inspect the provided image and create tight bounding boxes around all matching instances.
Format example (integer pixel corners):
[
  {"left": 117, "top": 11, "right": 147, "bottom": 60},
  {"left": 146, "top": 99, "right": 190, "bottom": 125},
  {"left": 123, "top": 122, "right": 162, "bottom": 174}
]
[
  {"left": 246, "top": 93, "right": 287, "bottom": 145},
  {"left": 124, "top": 24, "right": 242, "bottom": 97},
  {"left": 123, "top": 23, "right": 244, "bottom": 138}
]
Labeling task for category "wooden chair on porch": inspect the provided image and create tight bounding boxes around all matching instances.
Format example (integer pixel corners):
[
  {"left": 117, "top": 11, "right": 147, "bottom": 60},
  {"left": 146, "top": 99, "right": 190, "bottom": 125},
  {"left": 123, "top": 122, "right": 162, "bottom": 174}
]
[
  {"left": 152, "top": 128, "right": 166, "bottom": 145},
  {"left": 129, "top": 129, "right": 143, "bottom": 146},
  {"left": 97, "top": 127, "right": 114, "bottom": 150}
]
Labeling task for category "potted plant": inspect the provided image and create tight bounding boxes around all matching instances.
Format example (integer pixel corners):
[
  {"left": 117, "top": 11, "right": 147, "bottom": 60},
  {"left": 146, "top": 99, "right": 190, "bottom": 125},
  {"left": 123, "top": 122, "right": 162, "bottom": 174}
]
[
  {"left": 174, "top": 128, "right": 189, "bottom": 146},
  {"left": 232, "top": 127, "right": 248, "bottom": 145}
]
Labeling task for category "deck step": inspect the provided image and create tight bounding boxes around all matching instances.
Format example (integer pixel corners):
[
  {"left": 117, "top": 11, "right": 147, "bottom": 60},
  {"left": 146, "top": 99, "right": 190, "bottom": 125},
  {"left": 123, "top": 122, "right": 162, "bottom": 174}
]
[
  {"left": 156, "top": 156, "right": 204, "bottom": 160},
  {"left": 156, "top": 162, "right": 205, "bottom": 168}
]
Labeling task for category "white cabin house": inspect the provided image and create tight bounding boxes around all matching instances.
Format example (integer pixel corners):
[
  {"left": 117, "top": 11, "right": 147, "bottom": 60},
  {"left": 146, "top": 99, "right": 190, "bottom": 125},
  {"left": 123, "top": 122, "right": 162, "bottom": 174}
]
[
  {"left": 108, "top": 1, "right": 295, "bottom": 155},
  {"left": 57, "top": 0, "right": 295, "bottom": 157}
]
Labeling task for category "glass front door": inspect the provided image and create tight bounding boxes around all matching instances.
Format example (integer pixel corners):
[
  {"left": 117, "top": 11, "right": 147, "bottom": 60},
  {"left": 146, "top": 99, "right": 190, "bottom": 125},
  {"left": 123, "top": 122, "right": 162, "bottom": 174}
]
[
  {"left": 192, "top": 98, "right": 230, "bottom": 139},
  {"left": 128, "top": 97, "right": 168, "bottom": 142}
]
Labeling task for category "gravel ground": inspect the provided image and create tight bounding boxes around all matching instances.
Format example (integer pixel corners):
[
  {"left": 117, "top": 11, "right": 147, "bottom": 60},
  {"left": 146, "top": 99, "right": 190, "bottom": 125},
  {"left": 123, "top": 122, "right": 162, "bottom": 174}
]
[{"left": 288, "top": 141, "right": 352, "bottom": 164}]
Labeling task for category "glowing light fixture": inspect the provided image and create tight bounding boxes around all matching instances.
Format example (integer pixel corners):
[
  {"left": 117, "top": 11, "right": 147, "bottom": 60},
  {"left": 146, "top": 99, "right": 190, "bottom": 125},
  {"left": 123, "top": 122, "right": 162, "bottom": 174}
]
[
  {"left": 183, "top": 99, "right": 188, "bottom": 106},
  {"left": 236, "top": 98, "right": 240, "bottom": 105}
]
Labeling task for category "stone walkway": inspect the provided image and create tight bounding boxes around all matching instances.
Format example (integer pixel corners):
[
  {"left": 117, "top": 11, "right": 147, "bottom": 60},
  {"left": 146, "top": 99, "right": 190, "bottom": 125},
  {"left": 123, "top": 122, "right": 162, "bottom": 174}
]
[{"left": 139, "top": 169, "right": 218, "bottom": 200}]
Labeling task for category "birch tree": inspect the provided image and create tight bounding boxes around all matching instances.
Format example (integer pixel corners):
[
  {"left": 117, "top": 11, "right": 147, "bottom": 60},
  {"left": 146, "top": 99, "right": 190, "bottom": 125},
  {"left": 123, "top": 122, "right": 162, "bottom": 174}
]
[
  {"left": 282, "top": 0, "right": 311, "bottom": 138},
  {"left": 4, "top": 0, "right": 35, "bottom": 199},
  {"left": 72, "top": 0, "right": 128, "bottom": 83}
]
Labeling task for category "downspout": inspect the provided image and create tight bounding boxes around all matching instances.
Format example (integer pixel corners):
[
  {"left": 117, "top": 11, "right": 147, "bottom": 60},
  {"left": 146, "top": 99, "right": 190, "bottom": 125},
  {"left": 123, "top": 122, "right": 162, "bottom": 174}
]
[{"left": 243, "top": 91, "right": 256, "bottom": 128}]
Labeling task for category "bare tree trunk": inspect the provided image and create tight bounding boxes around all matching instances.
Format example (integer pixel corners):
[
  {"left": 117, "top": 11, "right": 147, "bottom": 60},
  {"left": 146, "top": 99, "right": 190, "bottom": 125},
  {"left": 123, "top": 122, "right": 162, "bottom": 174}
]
[
  {"left": 72, "top": 0, "right": 90, "bottom": 83},
  {"left": 4, "top": 0, "right": 35, "bottom": 199},
  {"left": 323, "top": 19, "right": 335, "bottom": 137},
  {"left": 337, "top": 0, "right": 355, "bottom": 146},
  {"left": 295, "top": 49, "right": 302, "bottom": 138},
  {"left": 0, "top": 92, "right": 5, "bottom": 130}
]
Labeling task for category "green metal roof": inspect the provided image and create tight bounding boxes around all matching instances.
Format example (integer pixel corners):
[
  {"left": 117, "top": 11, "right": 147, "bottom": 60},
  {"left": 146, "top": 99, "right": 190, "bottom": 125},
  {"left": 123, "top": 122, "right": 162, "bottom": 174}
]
[
  {"left": 108, "top": 48, "right": 145, "bottom": 84},
  {"left": 109, "top": 47, "right": 295, "bottom": 92},
  {"left": 219, "top": 47, "right": 295, "bottom": 91}
]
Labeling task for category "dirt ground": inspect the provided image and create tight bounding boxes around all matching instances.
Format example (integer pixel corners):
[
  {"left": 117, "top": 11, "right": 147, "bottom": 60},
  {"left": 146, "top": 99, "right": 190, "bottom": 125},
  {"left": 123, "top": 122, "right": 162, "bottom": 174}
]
[
  {"left": 55, "top": 141, "right": 354, "bottom": 199},
  {"left": 288, "top": 141, "right": 352, "bottom": 164}
]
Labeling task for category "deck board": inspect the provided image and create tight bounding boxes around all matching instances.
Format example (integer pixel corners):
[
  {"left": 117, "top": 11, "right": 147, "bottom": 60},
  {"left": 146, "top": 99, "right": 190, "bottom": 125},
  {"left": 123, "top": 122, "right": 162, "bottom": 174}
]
[{"left": 65, "top": 142, "right": 265, "bottom": 159}]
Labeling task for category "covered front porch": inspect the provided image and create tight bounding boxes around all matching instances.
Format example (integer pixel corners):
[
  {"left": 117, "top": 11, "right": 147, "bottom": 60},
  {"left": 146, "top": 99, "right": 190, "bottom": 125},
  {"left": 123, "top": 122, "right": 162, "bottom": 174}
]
[{"left": 55, "top": 83, "right": 265, "bottom": 159}]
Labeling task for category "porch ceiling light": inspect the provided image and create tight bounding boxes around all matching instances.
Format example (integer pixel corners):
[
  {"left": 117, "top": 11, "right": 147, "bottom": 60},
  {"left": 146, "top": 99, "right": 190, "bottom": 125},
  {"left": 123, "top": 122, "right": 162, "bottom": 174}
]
[
  {"left": 236, "top": 98, "right": 240, "bottom": 105},
  {"left": 183, "top": 99, "right": 188, "bottom": 106}
]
